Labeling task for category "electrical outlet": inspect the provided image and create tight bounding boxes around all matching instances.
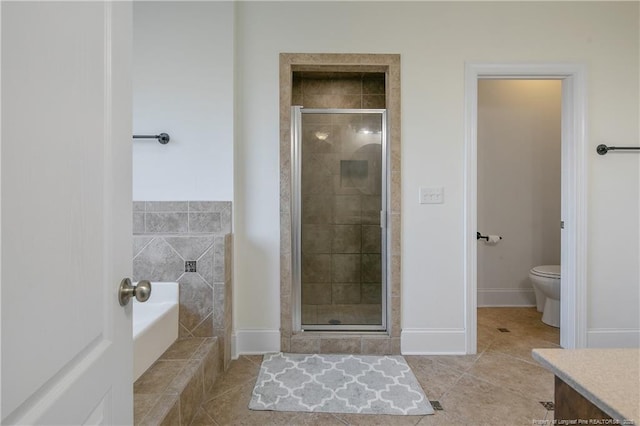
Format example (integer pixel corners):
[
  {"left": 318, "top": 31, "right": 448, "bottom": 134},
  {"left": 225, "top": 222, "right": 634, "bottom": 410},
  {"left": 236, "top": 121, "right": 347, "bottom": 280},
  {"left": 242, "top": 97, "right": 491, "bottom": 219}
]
[{"left": 419, "top": 187, "right": 444, "bottom": 204}]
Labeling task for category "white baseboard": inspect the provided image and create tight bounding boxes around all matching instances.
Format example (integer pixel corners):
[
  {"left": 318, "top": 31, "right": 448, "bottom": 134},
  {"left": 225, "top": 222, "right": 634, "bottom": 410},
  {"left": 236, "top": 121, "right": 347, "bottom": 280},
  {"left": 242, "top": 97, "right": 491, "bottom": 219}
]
[
  {"left": 477, "top": 288, "right": 536, "bottom": 307},
  {"left": 401, "top": 328, "right": 467, "bottom": 355},
  {"left": 587, "top": 329, "right": 640, "bottom": 348},
  {"left": 234, "top": 329, "right": 280, "bottom": 355}
]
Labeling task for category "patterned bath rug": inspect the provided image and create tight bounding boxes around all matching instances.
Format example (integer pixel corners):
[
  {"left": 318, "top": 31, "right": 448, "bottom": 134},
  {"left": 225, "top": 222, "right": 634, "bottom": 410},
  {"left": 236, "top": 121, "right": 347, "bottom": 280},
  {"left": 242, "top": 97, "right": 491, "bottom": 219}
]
[{"left": 249, "top": 353, "right": 434, "bottom": 416}]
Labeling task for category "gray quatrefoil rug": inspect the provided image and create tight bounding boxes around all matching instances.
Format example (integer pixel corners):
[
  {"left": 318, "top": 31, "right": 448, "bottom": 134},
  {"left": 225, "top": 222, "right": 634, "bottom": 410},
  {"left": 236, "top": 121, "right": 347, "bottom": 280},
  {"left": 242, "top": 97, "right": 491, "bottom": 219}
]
[{"left": 249, "top": 353, "right": 434, "bottom": 416}]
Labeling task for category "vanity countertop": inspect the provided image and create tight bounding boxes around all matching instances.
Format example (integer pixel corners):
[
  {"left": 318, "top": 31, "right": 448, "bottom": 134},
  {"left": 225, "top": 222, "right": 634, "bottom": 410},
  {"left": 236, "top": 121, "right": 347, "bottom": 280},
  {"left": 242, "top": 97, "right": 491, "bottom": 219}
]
[{"left": 532, "top": 348, "right": 639, "bottom": 424}]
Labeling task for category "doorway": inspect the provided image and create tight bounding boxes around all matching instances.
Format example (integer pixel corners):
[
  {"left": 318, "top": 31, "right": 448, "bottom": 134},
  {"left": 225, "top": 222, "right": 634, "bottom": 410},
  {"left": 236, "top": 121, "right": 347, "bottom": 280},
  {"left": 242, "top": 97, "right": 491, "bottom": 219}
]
[
  {"left": 292, "top": 107, "right": 388, "bottom": 331},
  {"left": 476, "top": 80, "right": 562, "bottom": 347},
  {"left": 477, "top": 79, "right": 561, "bottom": 309},
  {"left": 464, "top": 63, "right": 589, "bottom": 353}
]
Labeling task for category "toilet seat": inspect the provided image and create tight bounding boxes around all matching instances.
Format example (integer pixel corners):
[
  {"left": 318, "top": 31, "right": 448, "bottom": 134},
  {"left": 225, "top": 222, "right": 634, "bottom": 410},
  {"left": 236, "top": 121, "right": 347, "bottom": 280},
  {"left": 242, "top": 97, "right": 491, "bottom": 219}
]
[{"left": 530, "top": 265, "right": 560, "bottom": 279}]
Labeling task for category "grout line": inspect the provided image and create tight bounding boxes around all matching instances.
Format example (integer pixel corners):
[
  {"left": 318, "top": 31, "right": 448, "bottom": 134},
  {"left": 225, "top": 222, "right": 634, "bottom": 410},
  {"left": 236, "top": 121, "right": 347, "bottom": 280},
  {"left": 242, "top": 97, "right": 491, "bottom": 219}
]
[
  {"left": 201, "top": 376, "right": 257, "bottom": 405},
  {"left": 179, "top": 323, "right": 194, "bottom": 339},
  {"left": 328, "top": 413, "right": 349, "bottom": 425},
  {"left": 190, "top": 312, "right": 213, "bottom": 335},
  {"left": 438, "top": 371, "right": 469, "bottom": 401},
  {"left": 242, "top": 354, "right": 265, "bottom": 367},
  {"left": 463, "top": 368, "right": 553, "bottom": 405},
  {"left": 132, "top": 236, "right": 155, "bottom": 260}
]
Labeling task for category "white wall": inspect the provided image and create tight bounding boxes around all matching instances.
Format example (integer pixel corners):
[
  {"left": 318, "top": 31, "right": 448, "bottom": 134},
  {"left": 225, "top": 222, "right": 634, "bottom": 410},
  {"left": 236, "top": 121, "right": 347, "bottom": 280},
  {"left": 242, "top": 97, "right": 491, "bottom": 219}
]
[
  {"left": 477, "top": 80, "right": 562, "bottom": 307},
  {"left": 132, "top": 1, "right": 234, "bottom": 201},
  {"left": 234, "top": 1, "right": 639, "bottom": 352}
]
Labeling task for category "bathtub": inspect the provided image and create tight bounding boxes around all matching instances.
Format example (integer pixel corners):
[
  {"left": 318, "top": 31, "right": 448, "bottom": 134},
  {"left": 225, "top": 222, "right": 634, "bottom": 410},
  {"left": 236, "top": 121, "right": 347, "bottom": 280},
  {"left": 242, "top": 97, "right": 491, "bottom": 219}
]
[{"left": 133, "top": 282, "right": 179, "bottom": 381}]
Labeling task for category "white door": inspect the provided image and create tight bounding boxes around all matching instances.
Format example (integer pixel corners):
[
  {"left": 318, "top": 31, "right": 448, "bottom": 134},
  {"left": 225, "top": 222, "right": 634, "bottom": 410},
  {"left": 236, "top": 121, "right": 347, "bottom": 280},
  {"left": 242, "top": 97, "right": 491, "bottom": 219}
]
[{"left": 1, "top": 2, "right": 133, "bottom": 424}]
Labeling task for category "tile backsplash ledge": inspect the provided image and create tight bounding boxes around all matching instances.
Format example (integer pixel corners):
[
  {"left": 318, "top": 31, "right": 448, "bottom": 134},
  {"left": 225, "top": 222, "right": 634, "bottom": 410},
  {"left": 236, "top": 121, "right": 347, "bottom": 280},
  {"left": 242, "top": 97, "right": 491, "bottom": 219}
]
[{"left": 132, "top": 200, "right": 233, "bottom": 370}]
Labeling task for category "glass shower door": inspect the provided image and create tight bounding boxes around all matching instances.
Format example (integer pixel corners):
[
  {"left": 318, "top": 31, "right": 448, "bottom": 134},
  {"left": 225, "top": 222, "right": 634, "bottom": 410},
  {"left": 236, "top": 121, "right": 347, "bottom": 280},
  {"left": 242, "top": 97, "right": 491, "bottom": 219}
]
[{"left": 292, "top": 107, "right": 387, "bottom": 331}]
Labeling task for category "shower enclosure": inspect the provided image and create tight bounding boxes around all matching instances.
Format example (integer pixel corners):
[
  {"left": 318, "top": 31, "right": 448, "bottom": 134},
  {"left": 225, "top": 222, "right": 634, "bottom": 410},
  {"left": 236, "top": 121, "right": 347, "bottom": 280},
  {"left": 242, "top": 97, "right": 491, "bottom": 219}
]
[{"left": 292, "top": 107, "right": 388, "bottom": 331}]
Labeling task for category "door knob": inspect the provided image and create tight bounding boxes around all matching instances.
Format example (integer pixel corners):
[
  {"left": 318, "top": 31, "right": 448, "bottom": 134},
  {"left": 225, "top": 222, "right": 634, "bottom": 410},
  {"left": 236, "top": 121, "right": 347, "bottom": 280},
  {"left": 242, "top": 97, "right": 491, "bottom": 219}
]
[{"left": 118, "top": 278, "right": 152, "bottom": 306}]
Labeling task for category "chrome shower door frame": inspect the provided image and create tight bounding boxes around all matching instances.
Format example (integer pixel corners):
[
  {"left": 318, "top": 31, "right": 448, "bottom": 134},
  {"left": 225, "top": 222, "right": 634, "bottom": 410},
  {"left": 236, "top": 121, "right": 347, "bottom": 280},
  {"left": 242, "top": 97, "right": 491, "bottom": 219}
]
[{"left": 291, "top": 106, "right": 389, "bottom": 332}]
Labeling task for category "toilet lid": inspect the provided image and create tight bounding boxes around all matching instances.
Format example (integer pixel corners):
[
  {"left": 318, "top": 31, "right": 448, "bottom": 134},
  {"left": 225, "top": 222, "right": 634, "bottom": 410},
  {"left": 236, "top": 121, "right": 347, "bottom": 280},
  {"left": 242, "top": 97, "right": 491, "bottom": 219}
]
[{"left": 531, "top": 265, "right": 560, "bottom": 278}]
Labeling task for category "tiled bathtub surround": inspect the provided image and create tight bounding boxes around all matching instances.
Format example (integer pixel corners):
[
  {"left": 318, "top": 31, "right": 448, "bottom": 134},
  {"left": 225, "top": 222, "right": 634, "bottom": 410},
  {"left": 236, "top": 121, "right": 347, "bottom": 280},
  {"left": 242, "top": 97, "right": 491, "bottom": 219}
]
[
  {"left": 134, "top": 337, "right": 220, "bottom": 425},
  {"left": 133, "top": 201, "right": 231, "bottom": 235},
  {"left": 133, "top": 201, "right": 233, "bottom": 370}
]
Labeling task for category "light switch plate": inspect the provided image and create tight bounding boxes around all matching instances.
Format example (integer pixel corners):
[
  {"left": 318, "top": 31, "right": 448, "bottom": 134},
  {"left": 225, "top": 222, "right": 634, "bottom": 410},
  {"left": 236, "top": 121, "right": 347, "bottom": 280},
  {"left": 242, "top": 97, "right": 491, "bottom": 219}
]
[{"left": 419, "top": 187, "right": 444, "bottom": 204}]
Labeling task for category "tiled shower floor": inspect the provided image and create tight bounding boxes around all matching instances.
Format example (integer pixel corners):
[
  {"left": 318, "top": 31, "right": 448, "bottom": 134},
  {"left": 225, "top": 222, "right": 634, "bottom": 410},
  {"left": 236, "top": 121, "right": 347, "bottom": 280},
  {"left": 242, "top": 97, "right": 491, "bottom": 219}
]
[
  {"left": 302, "top": 303, "right": 382, "bottom": 325},
  {"left": 190, "top": 307, "right": 560, "bottom": 425}
]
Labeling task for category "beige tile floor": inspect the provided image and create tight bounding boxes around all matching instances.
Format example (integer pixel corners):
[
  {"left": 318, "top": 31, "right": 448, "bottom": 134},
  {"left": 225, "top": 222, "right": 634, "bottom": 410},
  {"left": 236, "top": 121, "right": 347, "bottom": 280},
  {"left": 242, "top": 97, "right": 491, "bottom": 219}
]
[{"left": 191, "top": 308, "right": 560, "bottom": 425}]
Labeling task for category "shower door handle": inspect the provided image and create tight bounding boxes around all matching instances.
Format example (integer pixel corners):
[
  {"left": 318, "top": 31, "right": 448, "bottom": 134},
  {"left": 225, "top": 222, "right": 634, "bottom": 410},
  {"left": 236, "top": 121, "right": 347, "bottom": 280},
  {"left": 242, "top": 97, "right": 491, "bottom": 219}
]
[
  {"left": 118, "top": 278, "right": 152, "bottom": 306},
  {"left": 380, "top": 210, "right": 387, "bottom": 229}
]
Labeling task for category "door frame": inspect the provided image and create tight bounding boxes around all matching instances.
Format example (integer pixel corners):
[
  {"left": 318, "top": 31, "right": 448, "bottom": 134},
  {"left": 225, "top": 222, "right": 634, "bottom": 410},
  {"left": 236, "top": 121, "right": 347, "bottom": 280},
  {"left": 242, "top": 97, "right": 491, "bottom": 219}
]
[
  {"left": 278, "top": 54, "right": 402, "bottom": 355},
  {"left": 464, "top": 63, "right": 588, "bottom": 353}
]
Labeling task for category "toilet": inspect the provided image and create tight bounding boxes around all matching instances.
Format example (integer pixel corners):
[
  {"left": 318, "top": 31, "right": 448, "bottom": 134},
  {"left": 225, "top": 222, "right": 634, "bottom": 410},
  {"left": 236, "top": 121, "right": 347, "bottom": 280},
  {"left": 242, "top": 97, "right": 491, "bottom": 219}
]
[{"left": 529, "top": 265, "right": 561, "bottom": 328}]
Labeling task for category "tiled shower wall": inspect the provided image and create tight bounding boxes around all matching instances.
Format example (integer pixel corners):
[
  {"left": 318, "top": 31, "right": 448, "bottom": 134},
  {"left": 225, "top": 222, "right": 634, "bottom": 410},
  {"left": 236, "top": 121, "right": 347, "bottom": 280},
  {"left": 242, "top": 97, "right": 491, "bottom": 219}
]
[
  {"left": 294, "top": 72, "right": 387, "bottom": 325},
  {"left": 292, "top": 72, "right": 386, "bottom": 109},
  {"left": 300, "top": 112, "right": 384, "bottom": 325},
  {"left": 133, "top": 201, "right": 232, "bottom": 369}
]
